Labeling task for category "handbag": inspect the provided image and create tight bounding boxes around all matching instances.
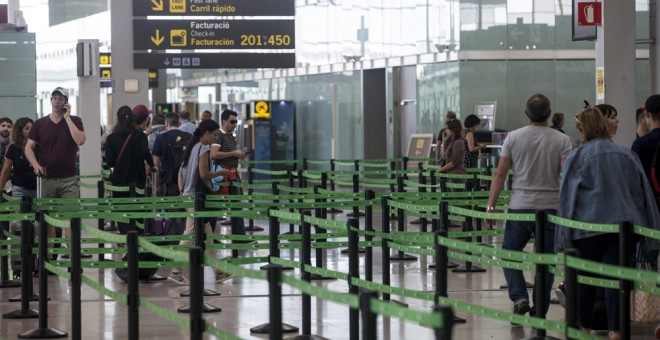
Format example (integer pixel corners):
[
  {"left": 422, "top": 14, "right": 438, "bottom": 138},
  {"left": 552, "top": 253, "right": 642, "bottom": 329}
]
[
  {"left": 631, "top": 240, "right": 660, "bottom": 323},
  {"left": 109, "top": 134, "right": 132, "bottom": 183}
]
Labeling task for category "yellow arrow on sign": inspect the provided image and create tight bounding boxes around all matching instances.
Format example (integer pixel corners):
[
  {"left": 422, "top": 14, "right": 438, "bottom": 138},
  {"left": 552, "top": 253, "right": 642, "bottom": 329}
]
[
  {"left": 151, "top": 29, "right": 164, "bottom": 46},
  {"left": 151, "top": 0, "right": 163, "bottom": 11}
]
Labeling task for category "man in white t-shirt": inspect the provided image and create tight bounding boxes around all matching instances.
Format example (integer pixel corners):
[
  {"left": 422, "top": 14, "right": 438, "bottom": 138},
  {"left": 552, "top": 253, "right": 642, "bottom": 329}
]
[{"left": 486, "top": 94, "right": 573, "bottom": 321}]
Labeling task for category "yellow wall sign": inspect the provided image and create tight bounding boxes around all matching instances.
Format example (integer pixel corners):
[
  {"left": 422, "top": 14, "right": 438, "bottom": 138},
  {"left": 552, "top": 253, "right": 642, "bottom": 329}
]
[
  {"left": 170, "top": 0, "right": 186, "bottom": 13},
  {"left": 254, "top": 101, "right": 271, "bottom": 119}
]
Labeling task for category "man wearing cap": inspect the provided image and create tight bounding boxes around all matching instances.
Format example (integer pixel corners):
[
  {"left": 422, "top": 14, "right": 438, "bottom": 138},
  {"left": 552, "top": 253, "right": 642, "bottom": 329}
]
[
  {"left": 133, "top": 104, "right": 152, "bottom": 133},
  {"left": 25, "top": 87, "right": 86, "bottom": 255}
]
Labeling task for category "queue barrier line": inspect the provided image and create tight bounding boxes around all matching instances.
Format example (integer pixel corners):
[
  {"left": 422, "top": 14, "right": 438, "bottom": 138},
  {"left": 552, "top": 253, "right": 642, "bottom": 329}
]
[
  {"left": 251, "top": 178, "right": 290, "bottom": 184},
  {"left": 566, "top": 255, "right": 660, "bottom": 285},
  {"left": 281, "top": 274, "right": 359, "bottom": 309},
  {"left": 633, "top": 224, "right": 660, "bottom": 240},
  {"left": 546, "top": 214, "right": 618, "bottom": 233},
  {"left": 0, "top": 213, "right": 34, "bottom": 222},
  {"left": 448, "top": 205, "right": 535, "bottom": 222},
  {"left": 276, "top": 184, "right": 315, "bottom": 194},
  {"left": 361, "top": 162, "right": 389, "bottom": 168},
  {"left": 78, "top": 181, "right": 98, "bottom": 189},
  {"left": 249, "top": 168, "right": 290, "bottom": 176},
  {"left": 369, "top": 298, "right": 444, "bottom": 328},
  {"left": 437, "top": 235, "right": 562, "bottom": 265},
  {"left": 34, "top": 196, "right": 194, "bottom": 204},
  {"left": 549, "top": 266, "right": 620, "bottom": 290},
  {"left": 352, "top": 277, "right": 566, "bottom": 331},
  {"left": 305, "top": 159, "right": 331, "bottom": 166}
]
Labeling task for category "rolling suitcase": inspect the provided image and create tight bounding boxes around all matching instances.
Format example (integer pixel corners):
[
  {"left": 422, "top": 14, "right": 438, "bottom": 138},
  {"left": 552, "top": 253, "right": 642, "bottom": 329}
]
[{"left": 9, "top": 220, "right": 39, "bottom": 279}]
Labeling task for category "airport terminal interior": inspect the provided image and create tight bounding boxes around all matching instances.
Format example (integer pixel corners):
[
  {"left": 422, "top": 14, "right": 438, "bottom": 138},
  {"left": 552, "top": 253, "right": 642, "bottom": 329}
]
[{"left": 0, "top": 0, "right": 658, "bottom": 339}]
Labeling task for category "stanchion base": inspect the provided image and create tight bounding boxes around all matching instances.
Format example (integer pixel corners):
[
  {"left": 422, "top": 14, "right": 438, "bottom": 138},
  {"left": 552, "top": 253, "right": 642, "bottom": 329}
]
[
  {"left": 180, "top": 289, "right": 221, "bottom": 297},
  {"left": 522, "top": 335, "right": 562, "bottom": 340},
  {"left": 430, "top": 261, "right": 461, "bottom": 269},
  {"left": 453, "top": 315, "right": 467, "bottom": 323},
  {"left": 328, "top": 208, "right": 344, "bottom": 214},
  {"left": 2, "top": 309, "right": 38, "bottom": 319},
  {"left": 9, "top": 294, "right": 44, "bottom": 302},
  {"left": 148, "top": 274, "right": 167, "bottom": 282},
  {"left": 346, "top": 212, "right": 365, "bottom": 217},
  {"left": 0, "top": 279, "right": 21, "bottom": 288},
  {"left": 260, "top": 264, "right": 294, "bottom": 271},
  {"left": 285, "top": 334, "right": 330, "bottom": 340},
  {"left": 18, "top": 327, "right": 68, "bottom": 339},
  {"left": 389, "top": 254, "right": 417, "bottom": 261},
  {"left": 340, "top": 247, "right": 366, "bottom": 254},
  {"left": 500, "top": 282, "right": 533, "bottom": 289},
  {"left": 452, "top": 265, "right": 487, "bottom": 273},
  {"left": 177, "top": 303, "right": 222, "bottom": 314},
  {"left": 245, "top": 226, "right": 265, "bottom": 232},
  {"left": 309, "top": 274, "right": 336, "bottom": 281},
  {"left": 410, "top": 219, "right": 422, "bottom": 225},
  {"left": 250, "top": 322, "right": 300, "bottom": 334}
]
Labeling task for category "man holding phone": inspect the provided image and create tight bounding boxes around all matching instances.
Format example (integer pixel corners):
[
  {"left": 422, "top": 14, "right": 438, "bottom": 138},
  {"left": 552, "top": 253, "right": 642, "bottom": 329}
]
[
  {"left": 25, "top": 87, "right": 86, "bottom": 258},
  {"left": 210, "top": 109, "right": 248, "bottom": 239}
]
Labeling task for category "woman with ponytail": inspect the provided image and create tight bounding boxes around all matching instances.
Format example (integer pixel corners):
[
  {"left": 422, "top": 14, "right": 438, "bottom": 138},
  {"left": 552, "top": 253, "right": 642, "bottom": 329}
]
[
  {"left": 105, "top": 105, "right": 155, "bottom": 234},
  {"left": 0, "top": 117, "right": 36, "bottom": 198},
  {"left": 168, "top": 119, "right": 234, "bottom": 285}
]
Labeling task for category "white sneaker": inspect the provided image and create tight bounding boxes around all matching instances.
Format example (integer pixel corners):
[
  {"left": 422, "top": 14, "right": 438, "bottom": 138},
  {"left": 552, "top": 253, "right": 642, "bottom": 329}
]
[
  {"left": 215, "top": 271, "right": 234, "bottom": 283},
  {"left": 167, "top": 271, "right": 189, "bottom": 285}
]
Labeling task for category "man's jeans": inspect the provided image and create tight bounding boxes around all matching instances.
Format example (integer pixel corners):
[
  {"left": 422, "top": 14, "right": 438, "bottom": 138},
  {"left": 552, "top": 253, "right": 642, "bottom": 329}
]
[{"left": 502, "top": 208, "right": 556, "bottom": 314}]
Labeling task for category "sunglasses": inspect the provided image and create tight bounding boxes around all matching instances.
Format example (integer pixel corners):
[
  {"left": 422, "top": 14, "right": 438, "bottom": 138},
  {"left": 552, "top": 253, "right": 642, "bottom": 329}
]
[{"left": 229, "top": 120, "right": 238, "bottom": 125}]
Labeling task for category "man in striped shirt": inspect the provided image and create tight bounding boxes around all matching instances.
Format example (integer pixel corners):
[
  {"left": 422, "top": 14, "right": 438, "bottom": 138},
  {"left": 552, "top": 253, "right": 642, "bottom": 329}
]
[{"left": 210, "top": 109, "right": 247, "bottom": 237}]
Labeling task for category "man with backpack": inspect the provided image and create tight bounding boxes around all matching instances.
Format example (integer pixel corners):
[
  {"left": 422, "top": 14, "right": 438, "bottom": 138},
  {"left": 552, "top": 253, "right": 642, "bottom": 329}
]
[{"left": 152, "top": 113, "right": 191, "bottom": 196}]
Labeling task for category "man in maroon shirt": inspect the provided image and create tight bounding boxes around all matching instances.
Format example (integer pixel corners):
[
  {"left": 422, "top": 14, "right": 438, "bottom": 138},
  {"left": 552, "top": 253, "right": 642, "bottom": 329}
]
[{"left": 25, "top": 87, "right": 86, "bottom": 257}]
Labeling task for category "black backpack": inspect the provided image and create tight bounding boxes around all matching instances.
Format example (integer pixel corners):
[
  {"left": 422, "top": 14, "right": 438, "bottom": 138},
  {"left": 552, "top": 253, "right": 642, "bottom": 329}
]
[
  {"left": 114, "top": 233, "right": 164, "bottom": 283},
  {"left": 164, "top": 132, "right": 191, "bottom": 185}
]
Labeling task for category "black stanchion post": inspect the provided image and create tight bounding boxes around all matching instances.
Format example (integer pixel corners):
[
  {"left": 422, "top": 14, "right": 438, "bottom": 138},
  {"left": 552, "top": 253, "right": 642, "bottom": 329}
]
[
  {"left": 391, "top": 176, "right": 416, "bottom": 261},
  {"left": 300, "top": 211, "right": 312, "bottom": 335},
  {"left": 564, "top": 249, "right": 579, "bottom": 340},
  {"left": 70, "top": 218, "right": 82, "bottom": 340},
  {"left": 128, "top": 183, "right": 137, "bottom": 233},
  {"left": 17, "top": 211, "right": 67, "bottom": 338},
  {"left": 440, "top": 202, "right": 458, "bottom": 269},
  {"left": 360, "top": 290, "right": 378, "bottom": 340},
  {"left": 381, "top": 196, "right": 391, "bottom": 301},
  {"left": 440, "top": 177, "right": 447, "bottom": 193},
  {"left": 619, "top": 221, "right": 633, "bottom": 340},
  {"left": 309, "top": 187, "right": 332, "bottom": 282},
  {"left": 4, "top": 197, "right": 38, "bottom": 319},
  {"left": 178, "top": 194, "right": 222, "bottom": 311},
  {"left": 303, "top": 158, "right": 308, "bottom": 171},
  {"left": 533, "top": 210, "right": 548, "bottom": 337},
  {"left": 189, "top": 247, "right": 204, "bottom": 340},
  {"left": 418, "top": 171, "right": 428, "bottom": 232},
  {"left": 97, "top": 180, "right": 106, "bottom": 261},
  {"left": 348, "top": 218, "right": 359, "bottom": 340},
  {"left": 328, "top": 160, "right": 342, "bottom": 214},
  {"left": 402, "top": 156, "right": 409, "bottom": 171},
  {"left": 268, "top": 264, "right": 283, "bottom": 340},
  {"left": 346, "top": 161, "right": 364, "bottom": 218},
  {"left": 389, "top": 160, "right": 396, "bottom": 193},
  {"left": 364, "top": 190, "right": 374, "bottom": 281},
  {"left": 245, "top": 165, "right": 263, "bottom": 232},
  {"left": 435, "top": 229, "right": 448, "bottom": 304},
  {"left": 433, "top": 305, "right": 454, "bottom": 340},
  {"left": 127, "top": 231, "right": 139, "bottom": 340}
]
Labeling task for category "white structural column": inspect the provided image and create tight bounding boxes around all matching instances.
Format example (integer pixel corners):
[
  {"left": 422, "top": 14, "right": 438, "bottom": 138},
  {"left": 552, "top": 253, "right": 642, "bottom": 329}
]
[
  {"left": 78, "top": 40, "right": 102, "bottom": 199},
  {"left": 595, "top": 0, "right": 636, "bottom": 146},
  {"left": 110, "top": 0, "right": 149, "bottom": 115}
]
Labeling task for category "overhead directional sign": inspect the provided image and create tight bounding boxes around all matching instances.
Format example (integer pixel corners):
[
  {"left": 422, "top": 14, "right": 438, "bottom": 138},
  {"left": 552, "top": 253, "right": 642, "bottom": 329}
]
[
  {"left": 133, "top": 0, "right": 295, "bottom": 17},
  {"left": 133, "top": 19, "right": 295, "bottom": 50},
  {"left": 133, "top": 52, "right": 295, "bottom": 69}
]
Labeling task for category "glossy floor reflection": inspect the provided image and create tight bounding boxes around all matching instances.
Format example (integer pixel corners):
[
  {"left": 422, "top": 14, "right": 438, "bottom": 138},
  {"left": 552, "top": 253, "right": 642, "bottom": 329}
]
[{"left": 0, "top": 215, "right": 656, "bottom": 340}]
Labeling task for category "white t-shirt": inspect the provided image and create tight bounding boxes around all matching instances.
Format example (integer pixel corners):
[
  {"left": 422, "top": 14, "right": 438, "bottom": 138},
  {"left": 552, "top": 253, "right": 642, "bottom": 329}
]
[{"left": 500, "top": 125, "right": 573, "bottom": 209}]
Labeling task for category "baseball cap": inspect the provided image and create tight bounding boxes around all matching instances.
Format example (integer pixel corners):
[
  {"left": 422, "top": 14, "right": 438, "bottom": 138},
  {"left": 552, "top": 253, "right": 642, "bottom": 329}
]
[
  {"left": 132, "top": 104, "right": 153, "bottom": 120},
  {"left": 51, "top": 87, "right": 69, "bottom": 100},
  {"left": 645, "top": 95, "right": 660, "bottom": 115}
]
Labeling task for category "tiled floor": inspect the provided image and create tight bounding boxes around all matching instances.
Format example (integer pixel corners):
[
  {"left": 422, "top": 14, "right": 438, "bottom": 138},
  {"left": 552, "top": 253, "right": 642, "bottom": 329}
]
[{"left": 0, "top": 214, "right": 656, "bottom": 340}]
